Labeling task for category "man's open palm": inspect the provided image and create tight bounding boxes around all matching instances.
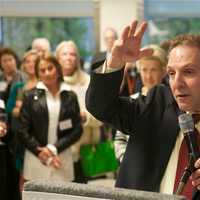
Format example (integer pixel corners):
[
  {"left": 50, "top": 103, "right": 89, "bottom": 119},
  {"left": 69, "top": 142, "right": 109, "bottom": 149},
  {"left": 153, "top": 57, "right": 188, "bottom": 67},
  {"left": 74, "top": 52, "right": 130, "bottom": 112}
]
[{"left": 108, "top": 20, "right": 153, "bottom": 68}]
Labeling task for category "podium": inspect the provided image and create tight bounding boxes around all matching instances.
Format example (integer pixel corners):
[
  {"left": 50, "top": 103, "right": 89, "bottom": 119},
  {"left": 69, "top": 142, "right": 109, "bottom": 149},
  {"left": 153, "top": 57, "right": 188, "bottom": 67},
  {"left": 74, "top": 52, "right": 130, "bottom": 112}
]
[{"left": 23, "top": 179, "right": 186, "bottom": 200}]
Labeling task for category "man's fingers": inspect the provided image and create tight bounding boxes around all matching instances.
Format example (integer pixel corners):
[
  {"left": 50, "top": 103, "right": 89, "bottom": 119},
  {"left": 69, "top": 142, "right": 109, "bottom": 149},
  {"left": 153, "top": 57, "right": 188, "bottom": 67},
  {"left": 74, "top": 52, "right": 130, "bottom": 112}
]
[
  {"left": 191, "top": 164, "right": 200, "bottom": 189},
  {"left": 195, "top": 158, "right": 200, "bottom": 168},
  {"left": 192, "top": 168, "right": 200, "bottom": 180},
  {"left": 128, "top": 20, "right": 138, "bottom": 38},
  {"left": 134, "top": 21, "right": 148, "bottom": 43},
  {"left": 121, "top": 26, "right": 130, "bottom": 42},
  {"left": 138, "top": 48, "right": 154, "bottom": 59},
  {"left": 192, "top": 174, "right": 200, "bottom": 188}
]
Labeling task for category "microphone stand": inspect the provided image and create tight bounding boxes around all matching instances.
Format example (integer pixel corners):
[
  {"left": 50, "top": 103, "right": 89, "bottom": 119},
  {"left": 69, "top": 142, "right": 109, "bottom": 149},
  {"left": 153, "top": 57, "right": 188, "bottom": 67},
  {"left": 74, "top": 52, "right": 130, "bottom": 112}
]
[{"left": 175, "top": 154, "right": 194, "bottom": 195}]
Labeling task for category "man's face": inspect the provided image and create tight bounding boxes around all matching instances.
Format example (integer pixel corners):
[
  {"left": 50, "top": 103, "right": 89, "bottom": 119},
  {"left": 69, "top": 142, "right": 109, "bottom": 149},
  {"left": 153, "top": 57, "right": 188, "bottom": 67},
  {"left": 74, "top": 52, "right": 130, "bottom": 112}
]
[
  {"left": 167, "top": 45, "right": 200, "bottom": 112},
  {"left": 104, "top": 30, "right": 117, "bottom": 52},
  {"left": 33, "top": 42, "right": 49, "bottom": 57}
]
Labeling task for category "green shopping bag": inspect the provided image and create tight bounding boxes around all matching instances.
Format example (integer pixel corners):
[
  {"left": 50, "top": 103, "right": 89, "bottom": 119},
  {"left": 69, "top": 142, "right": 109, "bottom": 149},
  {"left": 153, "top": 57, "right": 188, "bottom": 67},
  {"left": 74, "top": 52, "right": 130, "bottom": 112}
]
[{"left": 80, "top": 140, "right": 119, "bottom": 177}]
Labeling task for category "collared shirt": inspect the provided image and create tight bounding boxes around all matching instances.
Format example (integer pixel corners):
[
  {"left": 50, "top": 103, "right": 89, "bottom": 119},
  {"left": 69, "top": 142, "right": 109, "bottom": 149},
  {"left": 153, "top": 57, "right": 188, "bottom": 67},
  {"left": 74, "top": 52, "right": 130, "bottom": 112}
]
[
  {"left": 160, "top": 120, "right": 200, "bottom": 194},
  {"left": 23, "top": 81, "right": 74, "bottom": 181},
  {"left": 36, "top": 82, "right": 71, "bottom": 144}
]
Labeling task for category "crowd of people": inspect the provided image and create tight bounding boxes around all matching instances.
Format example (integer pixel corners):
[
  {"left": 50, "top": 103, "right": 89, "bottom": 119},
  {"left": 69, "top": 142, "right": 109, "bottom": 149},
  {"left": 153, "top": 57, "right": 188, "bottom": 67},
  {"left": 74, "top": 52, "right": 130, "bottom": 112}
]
[
  {"left": 1, "top": 20, "right": 200, "bottom": 200},
  {"left": 0, "top": 37, "right": 103, "bottom": 199}
]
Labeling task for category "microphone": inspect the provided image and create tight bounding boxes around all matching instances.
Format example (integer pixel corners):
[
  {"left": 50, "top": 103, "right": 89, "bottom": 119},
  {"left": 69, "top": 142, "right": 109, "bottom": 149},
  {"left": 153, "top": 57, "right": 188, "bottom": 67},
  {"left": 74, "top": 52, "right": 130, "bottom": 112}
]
[
  {"left": 178, "top": 113, "right": 200, "bottom": 162},
  {"left": 175, "top": 113, "right": 200, "bottom": 195}
]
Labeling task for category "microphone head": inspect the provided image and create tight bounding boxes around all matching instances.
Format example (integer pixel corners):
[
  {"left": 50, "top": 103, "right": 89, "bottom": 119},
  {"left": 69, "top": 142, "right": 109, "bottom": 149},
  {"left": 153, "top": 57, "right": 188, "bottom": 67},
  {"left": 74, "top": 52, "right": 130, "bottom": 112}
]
[{"left": 178, "top": 113, "right": 194, "bottom": 134}]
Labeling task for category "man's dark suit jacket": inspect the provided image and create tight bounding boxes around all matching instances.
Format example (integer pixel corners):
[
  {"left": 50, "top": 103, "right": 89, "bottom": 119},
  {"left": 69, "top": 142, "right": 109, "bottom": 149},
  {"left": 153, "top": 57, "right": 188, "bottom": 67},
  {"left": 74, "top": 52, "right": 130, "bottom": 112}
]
[
  {"left": 91, "top": 52, "right": 107, "bottom": 70},
  {"left": 86, "top": 64, "right": 183, "bottom": 191},
  {"left": 86, "top": 62, "right": 200, "bottom": 199}
]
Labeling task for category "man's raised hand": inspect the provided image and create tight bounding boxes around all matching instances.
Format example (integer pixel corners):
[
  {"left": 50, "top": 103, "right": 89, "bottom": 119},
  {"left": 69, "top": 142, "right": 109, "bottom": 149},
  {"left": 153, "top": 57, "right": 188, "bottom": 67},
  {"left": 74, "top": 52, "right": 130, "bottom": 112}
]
[{"left": 107, "top": 20, "right": 153, "bottom": 69}]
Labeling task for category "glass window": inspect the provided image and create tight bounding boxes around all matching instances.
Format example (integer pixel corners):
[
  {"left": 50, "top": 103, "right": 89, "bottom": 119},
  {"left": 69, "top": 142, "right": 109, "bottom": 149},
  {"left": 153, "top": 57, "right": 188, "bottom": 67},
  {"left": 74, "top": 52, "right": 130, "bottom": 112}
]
[
  {"left": 0, "top": 17, "right": 95, "bottom": 61},
  {"left": 148, "top": 18, "right": 200, "bottom": 45}
]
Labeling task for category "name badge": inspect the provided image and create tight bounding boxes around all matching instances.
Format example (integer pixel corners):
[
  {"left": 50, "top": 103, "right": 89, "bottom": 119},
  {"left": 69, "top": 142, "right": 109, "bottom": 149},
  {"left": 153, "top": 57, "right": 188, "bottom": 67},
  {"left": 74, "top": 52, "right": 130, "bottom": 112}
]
[
  {"left": 0, "top": 82, "right": 7, "bottom": 92},
  {"left": 0, "top": 99, "right": 5, "bottom": 109},
  {"left": 59, "top": 119, "right": 72, "bottom": 131}
]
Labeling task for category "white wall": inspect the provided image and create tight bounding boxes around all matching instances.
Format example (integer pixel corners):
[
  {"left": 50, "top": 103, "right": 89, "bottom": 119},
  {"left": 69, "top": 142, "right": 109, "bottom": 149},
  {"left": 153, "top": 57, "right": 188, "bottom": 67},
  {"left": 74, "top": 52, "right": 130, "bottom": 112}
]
[
  {"left": 0, "top": 0, "right": 96, "bottom": 17},
  {"left": 99, "top": 0, "right": 143, "bottom": 51}
]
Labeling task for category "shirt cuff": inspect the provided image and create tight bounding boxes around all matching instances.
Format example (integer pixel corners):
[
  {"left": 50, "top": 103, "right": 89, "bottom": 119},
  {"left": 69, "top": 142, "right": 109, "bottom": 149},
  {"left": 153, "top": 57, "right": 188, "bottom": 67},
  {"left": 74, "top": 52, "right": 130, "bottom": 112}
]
[
  {"left": 46, "top": 144, "right": 58, "bottom": 156},
  {"left": 95, "top": 60, "right": 124, "bottom": 74}
]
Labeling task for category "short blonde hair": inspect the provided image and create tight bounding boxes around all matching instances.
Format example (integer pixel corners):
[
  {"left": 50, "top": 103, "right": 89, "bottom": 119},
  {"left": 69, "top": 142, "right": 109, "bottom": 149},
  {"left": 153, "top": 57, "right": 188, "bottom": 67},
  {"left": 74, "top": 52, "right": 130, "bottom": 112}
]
[
  {"left": 136, "top": 44, "right": 167, "bottom": 71},
  {"left": 21, "top": 49, "right": 39, "bottom": 71}
]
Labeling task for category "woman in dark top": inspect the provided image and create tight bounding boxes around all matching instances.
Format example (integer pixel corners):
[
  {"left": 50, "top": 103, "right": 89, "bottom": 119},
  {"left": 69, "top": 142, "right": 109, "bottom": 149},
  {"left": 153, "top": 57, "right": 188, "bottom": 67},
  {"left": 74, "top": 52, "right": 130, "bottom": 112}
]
[{"left": 18, "top": 55, "right": 83, "bottom": 183}]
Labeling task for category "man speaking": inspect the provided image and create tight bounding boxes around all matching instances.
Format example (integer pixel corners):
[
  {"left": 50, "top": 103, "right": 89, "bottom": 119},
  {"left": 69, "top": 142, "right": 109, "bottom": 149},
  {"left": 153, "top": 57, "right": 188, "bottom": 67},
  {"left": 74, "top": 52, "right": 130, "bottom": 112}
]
[{"left": 86, "top": 20, "right": 200, "bottom": 199}]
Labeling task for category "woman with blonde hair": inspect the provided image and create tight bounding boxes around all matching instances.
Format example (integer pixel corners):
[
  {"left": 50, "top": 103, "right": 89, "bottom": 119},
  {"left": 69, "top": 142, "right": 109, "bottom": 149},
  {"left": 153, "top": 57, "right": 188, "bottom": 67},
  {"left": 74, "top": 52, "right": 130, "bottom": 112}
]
[
  {"left": 6, "top": 49, "right": 39, "bottom": 190},
  {"left": 56, "top": 40, "right": 102, "bottom": 182},
  {"left": 11, "top": 49, "right": 39, "bottom": 117}
]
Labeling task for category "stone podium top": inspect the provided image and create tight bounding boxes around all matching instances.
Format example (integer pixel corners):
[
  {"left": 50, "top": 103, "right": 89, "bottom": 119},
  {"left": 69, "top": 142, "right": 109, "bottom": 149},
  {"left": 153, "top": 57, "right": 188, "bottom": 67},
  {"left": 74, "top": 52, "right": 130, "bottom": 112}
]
[{"left": 24, "top": 179, "right": 186, "bottom": 200}]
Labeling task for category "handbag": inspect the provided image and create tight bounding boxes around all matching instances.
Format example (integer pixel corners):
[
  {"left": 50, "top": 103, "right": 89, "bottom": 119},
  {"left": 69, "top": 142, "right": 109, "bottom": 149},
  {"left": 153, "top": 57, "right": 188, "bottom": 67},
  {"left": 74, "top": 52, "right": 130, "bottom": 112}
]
[{"left": 80, "top": 140, "right": 119, "bottom": 177}]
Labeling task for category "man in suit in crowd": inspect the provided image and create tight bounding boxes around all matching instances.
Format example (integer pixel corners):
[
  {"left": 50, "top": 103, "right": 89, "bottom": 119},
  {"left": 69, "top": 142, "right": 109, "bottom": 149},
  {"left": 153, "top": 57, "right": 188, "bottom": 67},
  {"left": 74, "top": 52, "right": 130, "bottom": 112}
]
[
  {"left": 86, "top": 20, "right": 200, "bottom": 199},
  {"left": 31, "top": 37, "right": 51, "bottom": 58},
  {"left": 91, "top": 27, "right": 118, "bottom": 68}
]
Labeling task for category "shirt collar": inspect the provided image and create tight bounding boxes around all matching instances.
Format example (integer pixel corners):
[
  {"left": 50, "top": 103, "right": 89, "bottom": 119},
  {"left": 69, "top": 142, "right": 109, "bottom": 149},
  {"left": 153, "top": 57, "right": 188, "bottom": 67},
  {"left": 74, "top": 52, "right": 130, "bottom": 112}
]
[{"left": 36, "top": 81, "right": 71, "bottom": 93}]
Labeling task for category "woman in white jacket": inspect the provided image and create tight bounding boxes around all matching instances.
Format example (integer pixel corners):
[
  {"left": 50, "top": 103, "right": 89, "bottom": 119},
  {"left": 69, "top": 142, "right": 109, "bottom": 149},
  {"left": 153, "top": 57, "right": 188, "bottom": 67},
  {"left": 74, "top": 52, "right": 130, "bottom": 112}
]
[{"left": 55, "top": 40, "right": 102, "bottom": 182}]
